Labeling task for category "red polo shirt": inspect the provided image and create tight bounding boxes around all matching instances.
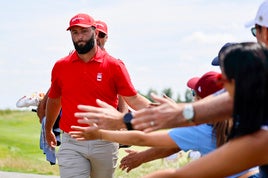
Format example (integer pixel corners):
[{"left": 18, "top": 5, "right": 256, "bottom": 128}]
[{"left": 48, "top": 47, "right": 137, "bottom": 132}]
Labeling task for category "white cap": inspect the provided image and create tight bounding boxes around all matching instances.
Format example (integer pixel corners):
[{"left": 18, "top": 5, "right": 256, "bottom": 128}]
[{"left": 245, "top": 0, "right": 268, "bottom": 28}]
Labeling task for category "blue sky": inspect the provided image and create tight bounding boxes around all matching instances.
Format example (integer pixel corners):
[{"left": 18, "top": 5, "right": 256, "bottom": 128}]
[{"left": 0, "top": 0, "right": 263, "bottom": 109}]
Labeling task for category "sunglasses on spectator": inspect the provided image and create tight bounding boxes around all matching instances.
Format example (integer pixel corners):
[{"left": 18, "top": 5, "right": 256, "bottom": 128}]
[
  {"left": 191, "top": 90, "right": 196, "bottom": 97},
  {"left": 98, "top": 32, "right": 106, "bottom": 38},
  {"left": 251, "top": 27, "right": 256, "bottom": 37},
  {"left": 251, "top": 24, "right": 262, "bottom": 37}
]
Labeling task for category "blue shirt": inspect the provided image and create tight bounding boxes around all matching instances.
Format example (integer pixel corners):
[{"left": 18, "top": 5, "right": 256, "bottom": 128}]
[
  {"left": 168, "top": 124, "right": 258, "bottom": 178},
  {"left": 169, "top": 124, "right": 215, "bottom": 155}
]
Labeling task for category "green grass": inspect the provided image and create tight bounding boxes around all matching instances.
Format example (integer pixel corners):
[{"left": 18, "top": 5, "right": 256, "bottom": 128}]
[
  {"left": 0, "top": 110, "right": 58, "bottom": 175},
  {"left": 0, "top": 110, "right": 178, "bottom": 177}
]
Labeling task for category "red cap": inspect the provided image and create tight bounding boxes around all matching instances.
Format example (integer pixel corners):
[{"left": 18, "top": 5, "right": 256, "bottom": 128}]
[
  {"left": 187, "top": 71, "right": 223, "bottom": 98},
  {"left": 66, "top": 13, "right": 95, "bottom": 31},
  {"left": 95, "top": 20, "right": 108, "bottom": 35}
]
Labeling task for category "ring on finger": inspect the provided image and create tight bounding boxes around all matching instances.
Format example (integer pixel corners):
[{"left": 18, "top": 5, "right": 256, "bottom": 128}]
[{"left": 150, "top": 121, "right": 155, "bottom": 126}]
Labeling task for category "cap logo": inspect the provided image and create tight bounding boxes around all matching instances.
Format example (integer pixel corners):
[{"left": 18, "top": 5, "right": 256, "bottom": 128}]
[
  {"left": 198, "top": 86, "right": 201, "bottom": 93},
  {"left": 72, "top": 17, "right": 85, "bottom": 22},
  {"left": 97, "top": 73, "right": 102, "bottom": 81},
  {"left": 259, "top": 15, "right": 263, "bottom": 22}
]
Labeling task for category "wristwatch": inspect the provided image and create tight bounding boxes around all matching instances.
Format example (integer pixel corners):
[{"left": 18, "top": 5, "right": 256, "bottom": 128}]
[
  {"left": 182, "top": 104, "right": 195, "bottom": 122},
  {"left": 123, "top": 112, "right": 133, "bottom": 130}
]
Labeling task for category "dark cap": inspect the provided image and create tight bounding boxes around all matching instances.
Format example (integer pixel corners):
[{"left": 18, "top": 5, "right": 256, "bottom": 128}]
[
  {"left": 187, "top": 71, "right": 223, "bottom": 98},
  {"left": 211, "top": 43, "right": 237, "bottom": 66}
]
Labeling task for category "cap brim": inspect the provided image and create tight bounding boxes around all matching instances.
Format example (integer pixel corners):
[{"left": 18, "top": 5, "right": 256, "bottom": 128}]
[
  {"left": 211, "top": 56, "right": 219, "bottom": 66},
  {"left": 245, "top": 19, "right": 255, "bottom": 28},
  {"left": 187, "top": 77, "right": 200, "bottom": 89},
  {"left": 66, "top": 24, "right": 92, "bottom": 31},
  {"left": 97, "top": 29, "right": 107, "bottom": 35}
]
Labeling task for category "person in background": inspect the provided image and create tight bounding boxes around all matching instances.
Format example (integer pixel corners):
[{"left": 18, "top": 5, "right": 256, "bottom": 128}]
[
  {"left": 96, "top": 20, "right": 130, "bottom": 149},
  {"left": 95, "top": 20, "right": 129, "bottom": 114},
  {"left": 37, "top": 90, "right": 49, "bottom": 123},
  {"left": 45, "top": 13, "right": 150, "bottom": 178},
  {"left": 245, "top": 0, "right": 268, "bottom": 46},
  {"left": 95, "top": 20, "right": 108, "bottom": 50}
]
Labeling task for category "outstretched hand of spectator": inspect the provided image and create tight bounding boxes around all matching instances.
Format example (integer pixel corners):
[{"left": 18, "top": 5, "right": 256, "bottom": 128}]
[
  {"left": 119, "top": 149, "right": 142, "bottom": 172},
  {"left": 132, "top": 93, "right": 188, "bottom": 132},
  {"left": 74, "top": 99, "right": 125, "bottom": 130}
]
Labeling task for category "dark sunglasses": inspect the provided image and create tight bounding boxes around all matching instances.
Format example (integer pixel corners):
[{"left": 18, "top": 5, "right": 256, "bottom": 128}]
[
  {"left": 191, "top": 89, "right": 196, "bottom": 97},
  {"left": 251, "top": 27, "right": 256, "bottom": 37},
  {"left": 98, "top": 32, "right": 106, "bottom": 38}
]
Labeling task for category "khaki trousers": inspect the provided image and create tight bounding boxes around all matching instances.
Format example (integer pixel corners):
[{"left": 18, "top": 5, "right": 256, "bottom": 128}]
[{"left": 57, "top": 133, "right": 119, "bottom": 178}]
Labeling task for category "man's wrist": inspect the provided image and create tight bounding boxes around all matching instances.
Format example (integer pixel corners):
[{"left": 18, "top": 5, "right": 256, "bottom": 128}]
[{"left": 118, "top": 113, "right": 127, "bottom": 129}]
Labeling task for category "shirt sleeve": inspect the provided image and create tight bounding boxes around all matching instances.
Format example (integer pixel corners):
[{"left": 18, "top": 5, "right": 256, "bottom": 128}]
[
  {"left": 48, "top": 61, "right": 62, "bottom": 99},
  {"left": 113, "top": 59, "right": 137, "bottom": 96},
  {"left": 168, "top": 124, "right": 216, "bottom": 155}
]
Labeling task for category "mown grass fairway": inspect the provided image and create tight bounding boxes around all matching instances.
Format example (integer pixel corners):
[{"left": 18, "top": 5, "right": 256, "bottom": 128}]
[{"left": 0, "top": 110, "right": 178, "bottom": 177}]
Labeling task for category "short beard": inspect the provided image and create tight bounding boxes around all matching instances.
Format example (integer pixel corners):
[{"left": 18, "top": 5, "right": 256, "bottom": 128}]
[{"left": 73, "top": 33, "right": 95, "bottom": 54}]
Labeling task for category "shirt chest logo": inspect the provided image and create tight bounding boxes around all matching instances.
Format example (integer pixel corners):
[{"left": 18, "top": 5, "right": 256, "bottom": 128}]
[{"left": 97, "top": 73, "right": 102, "bottom": 81}]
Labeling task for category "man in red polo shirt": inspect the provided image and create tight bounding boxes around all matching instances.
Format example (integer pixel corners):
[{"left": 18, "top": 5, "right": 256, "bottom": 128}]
[
  {"left": 45, "top": 13, "right": 150, "bottom": 178},
  {"left": 37, "top": 20, "right": 128, "bottom": 121}
]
